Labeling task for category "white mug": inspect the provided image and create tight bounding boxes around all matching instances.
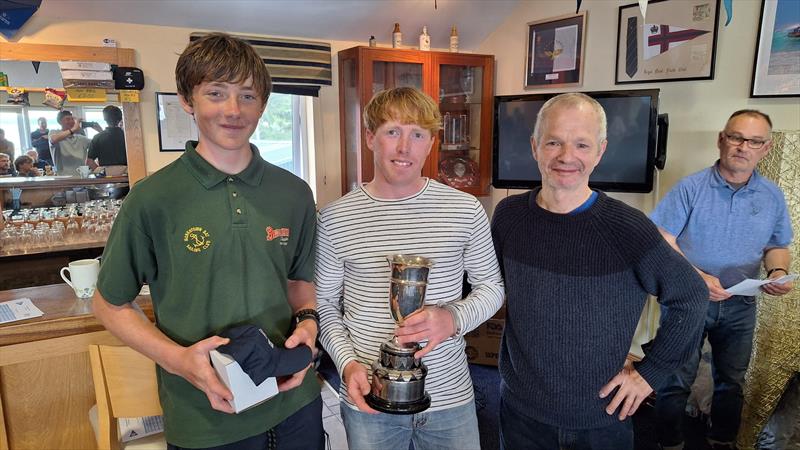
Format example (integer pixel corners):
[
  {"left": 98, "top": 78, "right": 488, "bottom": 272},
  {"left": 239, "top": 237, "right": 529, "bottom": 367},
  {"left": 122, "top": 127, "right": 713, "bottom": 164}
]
[
  {"left": 60, "top": 258, "right": 100, "bottom": 298},
  {"left": 76, "top": 165, "right": 91, "bottom": 178}
]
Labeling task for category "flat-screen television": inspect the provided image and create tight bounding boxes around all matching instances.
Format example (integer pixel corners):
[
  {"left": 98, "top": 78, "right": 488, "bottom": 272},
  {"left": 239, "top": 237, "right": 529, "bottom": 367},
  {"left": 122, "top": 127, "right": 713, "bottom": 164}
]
[{"left": 492, "top": 89, "right": 660, "bottom": 193}]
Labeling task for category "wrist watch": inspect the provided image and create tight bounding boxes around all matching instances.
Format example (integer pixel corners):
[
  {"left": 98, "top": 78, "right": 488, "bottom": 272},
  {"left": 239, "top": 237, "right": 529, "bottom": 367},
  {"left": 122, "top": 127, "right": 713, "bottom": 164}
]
[
  {"left": 293, "top": 308, "right": 320, "bottom": 328},
  {"left": 767, "top": 267, "right": 788, "bottom": 278}
]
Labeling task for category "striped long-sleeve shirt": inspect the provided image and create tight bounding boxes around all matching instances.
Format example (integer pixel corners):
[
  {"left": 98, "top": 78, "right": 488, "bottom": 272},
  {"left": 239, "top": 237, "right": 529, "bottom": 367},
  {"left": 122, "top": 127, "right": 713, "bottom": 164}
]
[{"left": 316, "top": 180, "right": 504, "bottom": 412}]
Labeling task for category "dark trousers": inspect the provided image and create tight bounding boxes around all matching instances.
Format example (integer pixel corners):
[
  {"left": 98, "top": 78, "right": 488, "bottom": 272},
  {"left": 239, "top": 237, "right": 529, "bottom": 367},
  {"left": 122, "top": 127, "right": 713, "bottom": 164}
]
[
  {"left": 167, "top": 396, "right": 325, "bottom": 450},
  {"left": 655, "top": 296, "right": 757, "bottom": 446},
  {"left": 499, "top": 393, "right": 633, "bottom": 450}
]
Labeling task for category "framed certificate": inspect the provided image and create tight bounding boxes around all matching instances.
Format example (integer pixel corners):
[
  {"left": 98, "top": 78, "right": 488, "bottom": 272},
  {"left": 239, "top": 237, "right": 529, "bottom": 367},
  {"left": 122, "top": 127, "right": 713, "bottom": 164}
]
[
  {"left": 525, "top": 12, "right": 587, "bottom": 88},
  {"left": 155, "top": 92, "right": 198, "bottom": 151}
]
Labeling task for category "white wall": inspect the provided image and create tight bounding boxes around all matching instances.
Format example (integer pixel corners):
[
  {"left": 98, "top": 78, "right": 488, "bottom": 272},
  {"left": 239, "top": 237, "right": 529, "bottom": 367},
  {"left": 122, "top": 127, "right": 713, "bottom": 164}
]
[
  {"left": 3, "top": 18, "right": 355, "bottom": 207},
  {"left": 477, "top": 0, "right": 800, "bottom": 215},
  {"left": 6, "top": 3, "right": 798, "bottom": 210}
]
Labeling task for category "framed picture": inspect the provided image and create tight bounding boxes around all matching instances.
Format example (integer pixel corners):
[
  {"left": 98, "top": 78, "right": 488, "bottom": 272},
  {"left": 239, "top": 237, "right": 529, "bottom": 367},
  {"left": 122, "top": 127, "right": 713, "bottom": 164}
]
[
  {"left": 525, "top": 12, "right": 587, "bottom": 88},
  {"left": 751, "top": 0, "right": 800, "bottom": 97},
  {"left": 615, "top": 0, "right": 720, "bottom": 84},
  {"left": 155, "top": 92, "right": 198, "bottom": 152}
]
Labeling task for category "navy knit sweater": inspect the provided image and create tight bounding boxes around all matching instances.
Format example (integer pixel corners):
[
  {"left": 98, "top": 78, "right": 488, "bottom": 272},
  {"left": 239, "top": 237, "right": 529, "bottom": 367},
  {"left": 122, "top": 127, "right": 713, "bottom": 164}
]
[{"left": 491, "top": 189, "right": 707, "bottom": 430}]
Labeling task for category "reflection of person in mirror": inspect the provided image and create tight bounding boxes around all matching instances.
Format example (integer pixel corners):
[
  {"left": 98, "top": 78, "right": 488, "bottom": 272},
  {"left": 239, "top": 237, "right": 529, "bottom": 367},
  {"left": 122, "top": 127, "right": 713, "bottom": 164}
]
[
  {"left": 49, "top": 110, "right": 101, "bottom": 176},
  {"left": 30, "top": 117, "right": 52, "bottom": 164},
  {"left": 91, "top": 33, "right": 324, "bottom": 450},
  {"left": 14, "top": 155, "right": 38, "bottom": 177},
  {"left": 0, "top": 128, "right": 14, "bottom": 160},
  {"left": 87, "top": 105, "right": 128, "bottom": 176},
  {"left": 0, "top": 153, "right": 16, "bottom": 176},
  {"left": 491, "top": 93, "right": 707, "bottom": 450},
  {"left": 26, "top": 148, "right": 47, "bottom": 170},
  {"left": 651, "top": 110, "right": 794, "bottom": 450},
  {"left": 316, "top": 87, "right": 504, "bottom": 450}
]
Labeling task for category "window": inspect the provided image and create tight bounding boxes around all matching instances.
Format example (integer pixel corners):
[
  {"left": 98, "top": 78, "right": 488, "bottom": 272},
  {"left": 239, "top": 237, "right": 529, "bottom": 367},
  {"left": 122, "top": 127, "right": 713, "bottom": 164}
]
[
  {"left": 82, "top": 106, "right": 108, "bottom": 140},
  {"left": 0, "top": 106, "right": 25, "bottom": 157},
  {"left": 251, "top": 93, "right": 316, "bottom": 195},
  {"left": 27, "top": 108, "right": 60, "bottom": 144},
  {"left": 1, "top": 103, "right": 121, "bottom": 157}
]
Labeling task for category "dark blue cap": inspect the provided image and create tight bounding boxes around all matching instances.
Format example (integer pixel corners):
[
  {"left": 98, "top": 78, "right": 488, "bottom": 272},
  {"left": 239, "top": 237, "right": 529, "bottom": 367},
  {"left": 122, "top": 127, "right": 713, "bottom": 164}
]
[{"left": 217, "top": 325, "right": 312, "bottom": 385}]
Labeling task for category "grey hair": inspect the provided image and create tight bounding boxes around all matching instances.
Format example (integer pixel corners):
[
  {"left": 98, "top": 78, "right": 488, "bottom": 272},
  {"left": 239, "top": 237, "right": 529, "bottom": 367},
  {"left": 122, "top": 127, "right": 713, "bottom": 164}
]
[{"left": 531, "top": 93, "right": 607, "bottom": 144}]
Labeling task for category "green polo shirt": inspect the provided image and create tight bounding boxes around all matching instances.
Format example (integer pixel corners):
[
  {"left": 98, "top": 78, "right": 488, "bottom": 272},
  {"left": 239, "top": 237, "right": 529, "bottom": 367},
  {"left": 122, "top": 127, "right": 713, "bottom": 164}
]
[{"left": 97, "top": 142, "right": 318, "bottom": 448}]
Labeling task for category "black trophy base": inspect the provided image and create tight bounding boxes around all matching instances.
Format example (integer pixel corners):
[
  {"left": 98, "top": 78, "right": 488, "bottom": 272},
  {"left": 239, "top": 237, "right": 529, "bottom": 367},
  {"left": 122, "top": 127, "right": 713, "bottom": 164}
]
[{"left": 365, "top": 393, "right": 431, "bottom": 415}]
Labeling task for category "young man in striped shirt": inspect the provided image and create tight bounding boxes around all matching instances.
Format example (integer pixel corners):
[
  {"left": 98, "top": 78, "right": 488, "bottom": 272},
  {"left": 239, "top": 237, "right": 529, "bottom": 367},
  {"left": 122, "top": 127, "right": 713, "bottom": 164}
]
[{"left": 316, "top": 87, "right": 504, "bottom": 449}]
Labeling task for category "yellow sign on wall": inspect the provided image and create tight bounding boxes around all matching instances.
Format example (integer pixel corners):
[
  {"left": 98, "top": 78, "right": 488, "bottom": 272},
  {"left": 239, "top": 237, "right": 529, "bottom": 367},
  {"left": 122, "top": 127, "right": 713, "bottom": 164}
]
[
  {"left": 118, "top": 90, "right": 140, "bottom": 103},
  {"left": 65, "top": 88, "right": 107, "bottom": 102}
]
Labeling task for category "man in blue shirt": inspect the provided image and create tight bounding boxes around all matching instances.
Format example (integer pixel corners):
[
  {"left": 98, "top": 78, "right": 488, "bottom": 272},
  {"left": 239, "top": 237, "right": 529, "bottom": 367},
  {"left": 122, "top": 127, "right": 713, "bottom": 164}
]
[{"left": 651, "top": 109, "right": 794, "bottom": 450}]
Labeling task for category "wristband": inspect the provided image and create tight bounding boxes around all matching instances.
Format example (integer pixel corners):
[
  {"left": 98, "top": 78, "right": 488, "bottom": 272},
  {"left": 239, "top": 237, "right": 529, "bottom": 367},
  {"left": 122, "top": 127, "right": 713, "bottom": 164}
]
[
  {"left": 293, "top": 308, "right": 320, "bottom": 328},
  {"left": 68, "top": 129, "right": 74, "bottom": 136},
  {"left": 767, "top": 268, "right": 788, "bottom": 278}
]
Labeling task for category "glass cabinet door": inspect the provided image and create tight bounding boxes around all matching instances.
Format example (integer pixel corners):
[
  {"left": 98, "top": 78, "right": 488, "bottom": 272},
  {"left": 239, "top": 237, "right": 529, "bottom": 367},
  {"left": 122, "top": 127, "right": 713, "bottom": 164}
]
[
  {"left": 371, "top": 62, "right": 423, "bottom": 95},
  {"left": 436, "top": 64, "right": 484, "bottom": 191},
  {"left": 340, "top": 56, "right": 362, "bottom": 193},
  {"left": 337, "top": 46, "right": 493, "bottom": 197}
]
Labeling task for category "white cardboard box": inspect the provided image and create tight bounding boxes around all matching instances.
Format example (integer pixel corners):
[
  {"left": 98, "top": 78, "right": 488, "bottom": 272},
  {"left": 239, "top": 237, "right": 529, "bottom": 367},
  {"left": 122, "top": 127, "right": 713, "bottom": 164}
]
[
  {"left": 60, "top": 70, "right": 113, "bottom": 80},
  {"left": 58, "top": 61, "right": 112, "bottom": 71},
  {"left": 209, "top": 349, "right": 279, "bottom": 414}
]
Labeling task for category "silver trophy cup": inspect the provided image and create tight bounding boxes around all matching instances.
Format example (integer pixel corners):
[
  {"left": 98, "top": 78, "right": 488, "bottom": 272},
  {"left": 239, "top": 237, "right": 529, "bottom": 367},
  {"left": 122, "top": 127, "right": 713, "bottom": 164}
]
[{"left": 366, "top": 254, "right": 434, "bottom": 414}]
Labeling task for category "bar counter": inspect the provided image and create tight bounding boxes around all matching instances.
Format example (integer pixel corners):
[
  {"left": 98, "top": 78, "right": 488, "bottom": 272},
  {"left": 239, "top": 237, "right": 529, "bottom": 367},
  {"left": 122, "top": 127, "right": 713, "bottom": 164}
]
[{"left": 0, "top": 284, "right": 153, "bottom": 450}]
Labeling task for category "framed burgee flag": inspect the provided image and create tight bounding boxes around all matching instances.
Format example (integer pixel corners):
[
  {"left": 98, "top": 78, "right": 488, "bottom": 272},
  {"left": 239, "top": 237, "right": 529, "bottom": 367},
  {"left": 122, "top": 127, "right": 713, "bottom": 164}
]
[{"left": 616, "top": 0, "right": 720, "bottom": 84}]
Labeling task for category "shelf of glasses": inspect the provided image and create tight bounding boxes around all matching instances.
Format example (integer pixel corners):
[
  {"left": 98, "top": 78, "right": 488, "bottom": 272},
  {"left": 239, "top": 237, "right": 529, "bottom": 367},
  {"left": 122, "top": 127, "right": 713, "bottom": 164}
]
[
  {"left": 0, "top": 176, "right": 128, "bottom": 190},
  {"left": 0, "top": 239, "right": 107, "bottom": 258}
]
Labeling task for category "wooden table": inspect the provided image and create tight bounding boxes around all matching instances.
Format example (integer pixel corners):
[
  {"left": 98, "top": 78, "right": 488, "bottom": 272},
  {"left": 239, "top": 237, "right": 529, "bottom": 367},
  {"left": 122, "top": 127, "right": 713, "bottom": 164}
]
[{"left": 0, "top": 284, "right": 153, "bottom": 450}]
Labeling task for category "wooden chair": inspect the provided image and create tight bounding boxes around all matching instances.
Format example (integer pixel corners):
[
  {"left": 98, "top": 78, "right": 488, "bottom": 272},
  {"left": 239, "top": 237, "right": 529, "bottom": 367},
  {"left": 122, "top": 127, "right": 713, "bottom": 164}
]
[{"left": 89, "top": 344, "right": 166, "bottom": 450}]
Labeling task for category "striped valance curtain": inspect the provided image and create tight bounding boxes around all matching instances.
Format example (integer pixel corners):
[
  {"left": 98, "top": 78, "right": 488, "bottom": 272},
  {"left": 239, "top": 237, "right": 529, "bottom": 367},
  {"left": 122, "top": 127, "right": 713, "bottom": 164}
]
[{"left": 189, "top": 32, "right": 332, "bottom": 97}]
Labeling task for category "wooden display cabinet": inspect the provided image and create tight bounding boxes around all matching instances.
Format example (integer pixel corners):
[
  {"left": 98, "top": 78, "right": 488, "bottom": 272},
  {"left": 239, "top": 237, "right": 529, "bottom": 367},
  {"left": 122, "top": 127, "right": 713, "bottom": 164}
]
[{"left": 338, "top": 46, "right": 494, "bottom": 196}]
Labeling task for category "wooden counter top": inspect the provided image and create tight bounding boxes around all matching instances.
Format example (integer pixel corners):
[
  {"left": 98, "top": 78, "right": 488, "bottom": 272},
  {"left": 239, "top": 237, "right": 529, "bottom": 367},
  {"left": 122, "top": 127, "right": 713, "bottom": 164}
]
[{"left": 0, "top": 284, "right": 153, "bottom": 346}]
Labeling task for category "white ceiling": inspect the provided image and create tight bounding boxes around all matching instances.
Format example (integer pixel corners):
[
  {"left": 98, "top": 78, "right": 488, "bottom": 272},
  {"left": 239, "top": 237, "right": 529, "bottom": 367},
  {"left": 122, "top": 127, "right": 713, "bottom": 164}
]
[{"left": 36, "top": 0, "right": 523, "bottom": 50}]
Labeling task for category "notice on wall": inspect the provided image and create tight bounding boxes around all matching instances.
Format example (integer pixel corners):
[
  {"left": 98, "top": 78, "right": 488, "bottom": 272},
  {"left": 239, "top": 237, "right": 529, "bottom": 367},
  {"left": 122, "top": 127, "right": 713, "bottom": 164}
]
[
  {"left": 156, "top": 92, "right": 198, "bottom": 151},
  {"left": 118, "top": 90, "right": 140, "bottom": 103}
]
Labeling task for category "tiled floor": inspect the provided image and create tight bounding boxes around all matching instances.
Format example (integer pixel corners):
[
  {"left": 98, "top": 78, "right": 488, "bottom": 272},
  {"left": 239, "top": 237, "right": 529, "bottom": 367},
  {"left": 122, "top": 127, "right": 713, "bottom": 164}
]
[{"left": 320, "top": 380, "right": 349, "bottom": 450}]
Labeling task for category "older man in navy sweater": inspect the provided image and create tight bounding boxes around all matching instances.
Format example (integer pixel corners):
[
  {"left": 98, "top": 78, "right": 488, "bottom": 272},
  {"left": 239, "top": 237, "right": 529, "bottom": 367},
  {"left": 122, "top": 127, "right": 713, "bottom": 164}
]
[{"left": 491, "top": 93, "right": 708, "bottom": 450}]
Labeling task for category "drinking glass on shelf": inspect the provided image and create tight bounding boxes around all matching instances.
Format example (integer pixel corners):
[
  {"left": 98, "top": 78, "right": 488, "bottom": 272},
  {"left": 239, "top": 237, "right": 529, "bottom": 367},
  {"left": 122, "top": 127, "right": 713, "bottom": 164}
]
[
  {"left": 42, "top": 209, "right": 56, "bottom": 227},
  {"left": 0, "top": 227, "right": 16, "bottom": 253},
  {"left": 31, "top": 229, "right": 46, "bottom": 250},
  {"left": 48, "top": 227, "right": 64, "bottom": 247},
  {"left": 461, "top": 67, "right": 474, "bottom": 103},
  {"left": 66, "top": 214, "right": 80, "bottom": 239},
  {"left": 18, "top": 226, "right": 33, "bottom": 254},
  {"left": 26, "top": 209, "right": 41, "bottom": 228}
]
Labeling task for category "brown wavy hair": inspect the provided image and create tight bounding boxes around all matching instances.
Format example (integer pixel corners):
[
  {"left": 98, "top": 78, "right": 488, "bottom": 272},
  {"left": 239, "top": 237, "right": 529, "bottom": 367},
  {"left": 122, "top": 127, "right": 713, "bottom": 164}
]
[{"left": 176, "top": 33, "right": 272, "bottom": 108}]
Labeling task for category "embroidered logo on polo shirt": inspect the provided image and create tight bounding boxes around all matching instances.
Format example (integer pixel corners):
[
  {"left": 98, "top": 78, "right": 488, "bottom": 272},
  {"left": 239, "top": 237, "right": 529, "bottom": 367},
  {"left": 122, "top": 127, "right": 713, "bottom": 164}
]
[
  {"left": 184, "top": 226, "right": 212, "bottom": 253},
  {"left": 266, "top": 226, "right": 290, "bottom": 245}
]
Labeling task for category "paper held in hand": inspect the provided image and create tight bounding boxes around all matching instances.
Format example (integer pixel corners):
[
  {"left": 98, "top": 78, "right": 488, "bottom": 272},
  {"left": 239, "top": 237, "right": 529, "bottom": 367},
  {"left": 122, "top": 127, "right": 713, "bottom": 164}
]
[{"left": 725, "top": 274, "right": 798, "bottom": 297}]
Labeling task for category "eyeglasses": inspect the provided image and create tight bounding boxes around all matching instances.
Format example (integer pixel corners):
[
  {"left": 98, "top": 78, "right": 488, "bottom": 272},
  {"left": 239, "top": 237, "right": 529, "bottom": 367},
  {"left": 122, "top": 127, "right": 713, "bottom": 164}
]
[{"left": 723, "top": 132, "right": 769, "bottom": 149}]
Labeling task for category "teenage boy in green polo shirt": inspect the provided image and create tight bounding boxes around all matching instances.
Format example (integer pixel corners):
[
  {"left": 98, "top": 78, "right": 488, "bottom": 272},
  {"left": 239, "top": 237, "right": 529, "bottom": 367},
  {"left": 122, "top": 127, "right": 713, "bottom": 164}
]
[{"left": 92, "top": 33, "right": 324, "bottom": 450}]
